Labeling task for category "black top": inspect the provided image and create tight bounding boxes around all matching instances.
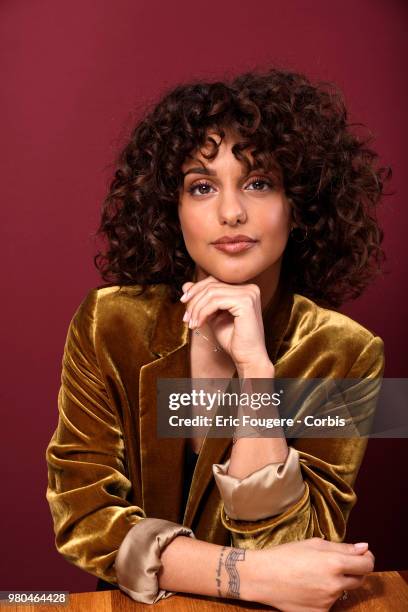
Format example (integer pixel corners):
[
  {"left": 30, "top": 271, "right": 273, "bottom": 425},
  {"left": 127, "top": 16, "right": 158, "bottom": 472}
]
[{"left": 182, "top": 442, "right": 199, "bottom": 517}]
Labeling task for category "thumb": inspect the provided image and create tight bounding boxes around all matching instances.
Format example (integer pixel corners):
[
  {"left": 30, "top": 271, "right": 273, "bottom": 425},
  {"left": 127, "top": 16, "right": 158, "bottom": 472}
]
[
  {"left": 318, "top": 540, "right": 369, "bottom": 555},
  {"left": 337, "top": 542, "right": 369, "bottom": 554},
  {"left": 353, "top": 542, "right": 369, "bottom": 553}
]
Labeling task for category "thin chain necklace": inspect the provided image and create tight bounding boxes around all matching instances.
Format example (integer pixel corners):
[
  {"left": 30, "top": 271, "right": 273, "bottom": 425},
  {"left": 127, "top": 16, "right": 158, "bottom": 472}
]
[
  {"left": 192, "top": 326, "right": 244, "bottom": 444},
  {"left": 193, "top": 328, "right": 224, "bottom": 352}
]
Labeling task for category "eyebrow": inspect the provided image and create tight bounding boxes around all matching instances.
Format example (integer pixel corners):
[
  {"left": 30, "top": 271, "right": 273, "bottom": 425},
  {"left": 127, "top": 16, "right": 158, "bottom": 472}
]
[
  {"left": 182, "top": 167, "right": 217, "bottom": 178},
  {"left": 182, "top": 165, "right": 263, "bottom": 178}
]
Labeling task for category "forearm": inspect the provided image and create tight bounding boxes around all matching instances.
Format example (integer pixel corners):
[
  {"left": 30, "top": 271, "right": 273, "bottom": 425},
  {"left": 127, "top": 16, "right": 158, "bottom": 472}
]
[
  {"left": 158, "top": 535, "right": 255, "bottom": 602},
  {"left": 229, "top": 361, "right": 288, "bottom": 479}
]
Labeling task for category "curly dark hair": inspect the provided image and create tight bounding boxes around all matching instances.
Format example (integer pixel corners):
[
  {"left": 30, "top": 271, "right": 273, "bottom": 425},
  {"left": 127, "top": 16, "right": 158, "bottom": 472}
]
[{"left": 93, "top": 67, "right": 392, "bottom": 308}]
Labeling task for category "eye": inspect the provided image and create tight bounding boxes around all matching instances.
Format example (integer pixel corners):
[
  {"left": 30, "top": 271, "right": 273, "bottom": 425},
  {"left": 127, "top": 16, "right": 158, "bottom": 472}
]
[
  {"left": 187, "top": 180, "right": 215, "bottom": 196},
  {"left": 245, "top": 176, "right": 274, "bottom": 191}
]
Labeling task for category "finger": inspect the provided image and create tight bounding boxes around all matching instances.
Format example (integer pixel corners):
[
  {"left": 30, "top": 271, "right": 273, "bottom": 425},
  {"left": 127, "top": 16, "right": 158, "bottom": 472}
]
[
  {"left": 181, "top": 281, "right": 195, "bottom": 294},
  {"left": 341, "top": 574, "right": 368, "bottom": 590},
  {"left": 315, "top": 539, "right": 369, "bottom": 555},
  {"left": 190, "top": 286, "right": 236, "bottom": 327},
  {"left": 335, "top": 551, "right": 375, "bottom": 575},
  {"left": 184, "top": 283, "right": 224, "bottom": 325},
  {"left": 181, "top": 278, "right": 219, "bottom": 304},
  {"left": 193, "top": 293, "right": 235, "bottom": 329},
  {"left": 189, "top": 286, "right": 256, "bottom": 329},
  {"left": 187, "top": 283, "right": 244, "bottom": 324},
  {"left": 361, "top": 549, "right": 375, "bottom": 563},
  {"left": 181, "top": 275, "right": 217, "bottom": 298}
]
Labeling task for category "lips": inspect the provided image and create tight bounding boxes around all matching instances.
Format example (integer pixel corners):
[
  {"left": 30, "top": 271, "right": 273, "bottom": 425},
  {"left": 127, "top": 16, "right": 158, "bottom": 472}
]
[
  {"left": 212, "top": 234, "right": 256, "bottom": 244},
  {"left": 212, "top": 241, "right": 257, "bottom": 254}
]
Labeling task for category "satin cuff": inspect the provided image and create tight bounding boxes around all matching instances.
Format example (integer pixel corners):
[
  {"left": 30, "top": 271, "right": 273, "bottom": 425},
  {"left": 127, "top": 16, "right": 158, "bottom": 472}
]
[
  {"left": 115, "top": 517, "right": 196, "bottom": 603},
  {"left": 212, "top": 446, "right": 306, "bottom": 520}
]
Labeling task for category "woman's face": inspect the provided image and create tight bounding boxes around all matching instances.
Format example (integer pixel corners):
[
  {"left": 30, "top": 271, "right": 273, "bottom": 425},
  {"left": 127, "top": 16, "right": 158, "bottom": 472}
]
[{"left": 178, "top": 130, "right": 292, "bottom": 291}]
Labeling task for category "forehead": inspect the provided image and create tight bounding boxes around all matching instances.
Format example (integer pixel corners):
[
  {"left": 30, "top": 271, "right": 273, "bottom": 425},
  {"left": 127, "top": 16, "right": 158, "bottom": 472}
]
[{"left": 181, "top": 129, "right": 255, "bottom": 170}]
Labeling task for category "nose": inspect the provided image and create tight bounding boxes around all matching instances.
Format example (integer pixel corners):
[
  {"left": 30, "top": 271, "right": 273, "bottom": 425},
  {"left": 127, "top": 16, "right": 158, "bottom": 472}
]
[{"left": 217, "top": 190, "right": 247, "bottom": 225}]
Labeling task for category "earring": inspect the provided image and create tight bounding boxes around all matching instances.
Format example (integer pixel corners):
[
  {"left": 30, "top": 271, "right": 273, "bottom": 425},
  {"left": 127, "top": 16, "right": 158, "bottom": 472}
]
[{"left": 290, "top": 226, "right": 308, "bottom": 243}]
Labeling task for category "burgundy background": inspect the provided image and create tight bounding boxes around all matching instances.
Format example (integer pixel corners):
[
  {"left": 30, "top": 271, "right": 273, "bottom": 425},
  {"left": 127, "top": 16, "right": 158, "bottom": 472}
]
[{"left": 1, "top": 0, "right": 406, "bottom": 593}]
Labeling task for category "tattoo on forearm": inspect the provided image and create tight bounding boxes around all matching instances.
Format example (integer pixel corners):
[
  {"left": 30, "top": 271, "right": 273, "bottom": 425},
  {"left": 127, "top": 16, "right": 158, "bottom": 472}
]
[
  {"left": 216, "top": 546, "right": 246, "bottom": 599},
  {"left": 225, "top": 548, "right": 246, "bottom": 599},
  {"left": 215, "top": 546, "right": 227, "bottom": 596}
]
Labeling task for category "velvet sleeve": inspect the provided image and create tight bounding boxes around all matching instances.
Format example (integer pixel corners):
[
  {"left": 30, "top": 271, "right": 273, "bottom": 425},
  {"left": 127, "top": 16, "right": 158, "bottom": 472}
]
[
  {"left": 217, "top": 335, "right": 385, "bottom": 549},
  {"left": 45, "top": 290, "right": 195, "bottom": 602}
]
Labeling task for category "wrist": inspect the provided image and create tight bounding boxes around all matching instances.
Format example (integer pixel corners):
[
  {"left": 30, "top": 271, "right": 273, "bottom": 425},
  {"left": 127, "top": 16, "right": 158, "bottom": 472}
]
[
  {"left": 236, "top": 360, "right": 275, "bottom": 379},
  {"left": 234, "top": 548, "right": 259, "bottom": 603},
  {"left": 244, "top": 548, "right": 281, "bottom": 609}
]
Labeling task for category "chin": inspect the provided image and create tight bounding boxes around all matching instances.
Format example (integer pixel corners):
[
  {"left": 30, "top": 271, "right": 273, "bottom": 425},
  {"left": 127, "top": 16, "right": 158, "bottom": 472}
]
[{"left": 205, "top": 267, "right": 259, "bottom": 285}]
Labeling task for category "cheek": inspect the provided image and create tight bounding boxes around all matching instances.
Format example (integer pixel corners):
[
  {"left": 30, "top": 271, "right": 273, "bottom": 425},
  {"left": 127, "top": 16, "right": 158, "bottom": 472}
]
[
  {"left": 262, "top": 205, "right": 290, "bottom": 233},
  {"left": 260, "top": 205, "right": 291, "bottom": 254},
  {"left": 178, "top": 206, "right": 206, "bottom": 247}
]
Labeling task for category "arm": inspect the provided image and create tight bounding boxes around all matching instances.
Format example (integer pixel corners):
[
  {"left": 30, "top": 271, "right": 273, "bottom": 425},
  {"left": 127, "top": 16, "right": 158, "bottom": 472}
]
[
  {"left": 115, "top": 520, "right": 256, "bottom": 603},
  {"left": 213, "top": 362, "right": 306, "bottom": 521},
  {"left": 46, "top": 290, "right": 202, "bottom": 603},
  {"left": 212, "top": 336, "right": 384, "bottom": 549},
  {"left": 157, "top": 536, "right": 255, "bottom": 602},
  {"left": 229, "top": 362, "right": 289, "bottom": 476}
]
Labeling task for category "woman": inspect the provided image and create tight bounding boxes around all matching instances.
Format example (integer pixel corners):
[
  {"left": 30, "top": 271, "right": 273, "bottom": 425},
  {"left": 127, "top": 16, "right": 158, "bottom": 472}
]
[{"left": 45, "top": 68, "right": 390, "bottom": 611}]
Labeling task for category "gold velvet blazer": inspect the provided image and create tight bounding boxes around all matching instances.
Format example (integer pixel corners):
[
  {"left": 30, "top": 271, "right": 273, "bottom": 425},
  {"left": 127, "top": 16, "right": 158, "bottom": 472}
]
[{"left": 46, "top": 278, "right": 385, "bottom": 591}]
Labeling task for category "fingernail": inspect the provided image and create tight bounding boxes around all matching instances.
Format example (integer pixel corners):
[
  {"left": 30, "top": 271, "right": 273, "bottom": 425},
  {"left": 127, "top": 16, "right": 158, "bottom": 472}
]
[
  {"left": 180, "top": 291, "right": 189, "bottom": 302},
  {"left": 183, "top": 311, "right": 190, "bottom": 322},
  {"left": 354, "top": 542, "right": 368, "bottom": 550}
]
